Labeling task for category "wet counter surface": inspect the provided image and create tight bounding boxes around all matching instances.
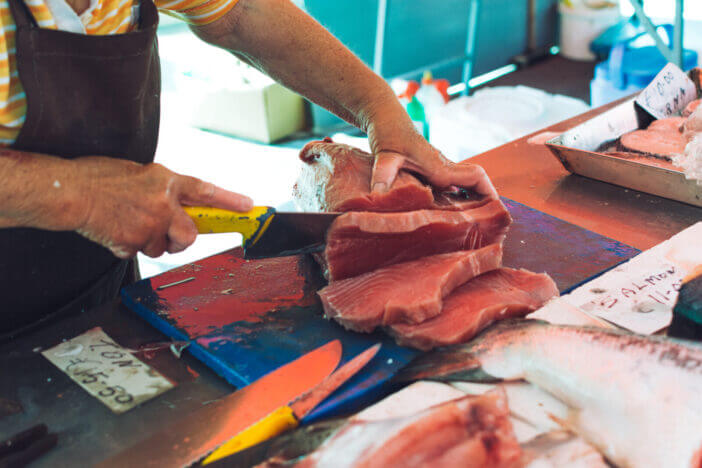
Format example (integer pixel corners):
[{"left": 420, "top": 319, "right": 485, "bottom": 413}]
[{"left": 1, "top": 99, "right": 700, "bottom": 467}]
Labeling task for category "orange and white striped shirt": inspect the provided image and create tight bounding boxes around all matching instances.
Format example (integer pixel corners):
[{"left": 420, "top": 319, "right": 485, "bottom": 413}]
[{"left": 0, "top": 0, "right": 238, "bottom": 145}]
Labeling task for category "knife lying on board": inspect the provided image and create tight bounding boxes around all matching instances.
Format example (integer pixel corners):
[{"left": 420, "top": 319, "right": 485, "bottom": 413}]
[
  {"left": 184, "top": 206, "right": 339, "bottom": 259},
  {"left": 201, "top": 343, "right": 381, "bottom": 465},
  {"left": 98, "top": 340, "right": 343, "bottom": 468}
]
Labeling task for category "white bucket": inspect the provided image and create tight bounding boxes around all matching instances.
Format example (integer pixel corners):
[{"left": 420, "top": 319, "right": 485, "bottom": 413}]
[{"left": 559, "top": 2, "right": 621, "bottom": 61}]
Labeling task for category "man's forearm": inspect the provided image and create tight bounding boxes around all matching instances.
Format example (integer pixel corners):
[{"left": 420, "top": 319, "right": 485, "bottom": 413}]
[
  {"left": 0, "top": 150, "right": 84, "bottom": 230},
  {"left": 193, "top": 0, "right": 407, "bottom": 133}
]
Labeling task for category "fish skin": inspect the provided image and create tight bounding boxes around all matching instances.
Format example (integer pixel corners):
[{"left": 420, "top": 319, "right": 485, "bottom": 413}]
[{"left": 403, "top": 319, "right": 702, "bottom": 468}]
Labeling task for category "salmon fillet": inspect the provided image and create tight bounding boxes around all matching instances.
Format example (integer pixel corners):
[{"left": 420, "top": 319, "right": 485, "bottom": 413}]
[
  {"left": 604, "top": 151, "right": 684, "bottom": 171},
  {"left": 390, "top": 268, "right": 558, "bottom": 350},
  {"left": 683, "top": 99, "right": 701, "bottom": 117},
  {"left": 619, "top": 117, "right": 687, "bottom": 159},
  {"left": 318, "top": 245, "right": 503, "bottom": 332}
]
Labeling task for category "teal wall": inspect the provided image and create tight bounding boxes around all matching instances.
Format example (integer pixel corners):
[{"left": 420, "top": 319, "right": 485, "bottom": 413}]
[
  {"left": 304, "top": 0, "right": 558, "bottom": 80},
  {"left": 303, "top": 0, "right": 557, "bottom": 130}
]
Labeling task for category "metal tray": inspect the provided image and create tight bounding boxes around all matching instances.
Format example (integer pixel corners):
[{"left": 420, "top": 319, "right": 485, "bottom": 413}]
[{"left": 545, "top": 96, "right": 702, "bottom": 208}]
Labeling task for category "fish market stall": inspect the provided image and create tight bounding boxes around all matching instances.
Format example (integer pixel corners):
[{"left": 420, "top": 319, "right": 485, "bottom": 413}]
[{"left": 1, "top": 90, "right": 701, "bottom": 468}]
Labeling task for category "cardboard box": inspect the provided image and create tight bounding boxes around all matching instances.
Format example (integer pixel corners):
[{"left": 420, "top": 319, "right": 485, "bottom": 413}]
[{"left": 189, "top": 81, "right": 306, "bottom": 144}]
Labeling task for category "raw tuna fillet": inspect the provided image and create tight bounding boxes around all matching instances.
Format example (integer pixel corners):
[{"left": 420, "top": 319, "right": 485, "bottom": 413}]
[
  {"left": 620, "top": 117, "right": 687, "bottom": 159},
  {"left": 289, "top": 390, "right": 522, "bottom": 468},
  {"left": 647, "top": 116, "right": 686, "bottom": 132},
  {"left": 390, "top": 268, "right": 558, "bottom": 350},
  {"left": 293, "top": 138, "right": 487, "bottom": 213},
  {"left": 319, "top": 200, "right": 512, "bottom": 281},
  {"left": 318, "top": 244, "right": 502, "bottom": 332}
]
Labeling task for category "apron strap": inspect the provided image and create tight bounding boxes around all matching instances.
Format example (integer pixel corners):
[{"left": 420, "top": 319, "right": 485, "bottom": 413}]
[{"left": 7, "top": 0, "right": 38, "bottom": 29}]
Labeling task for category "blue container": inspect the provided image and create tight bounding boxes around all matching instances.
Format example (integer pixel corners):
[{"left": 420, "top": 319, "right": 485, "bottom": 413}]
[{"left": 590, "top": 25, "right": 698, "bottom": 107}]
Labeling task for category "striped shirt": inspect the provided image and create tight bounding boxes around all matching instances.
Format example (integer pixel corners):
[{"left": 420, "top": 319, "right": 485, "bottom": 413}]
[{"left": 0, "top": 0, "right": 238, "bottom": 145}]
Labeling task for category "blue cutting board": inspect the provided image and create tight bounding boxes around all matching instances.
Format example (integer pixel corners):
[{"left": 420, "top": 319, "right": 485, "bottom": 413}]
[{"left": 121, "top": 198, "right": 639, "bottom": 421}]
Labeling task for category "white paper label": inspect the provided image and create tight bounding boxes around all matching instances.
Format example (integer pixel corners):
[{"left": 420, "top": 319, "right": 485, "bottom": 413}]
[
  {"left": 576, "top": 263, "right": 684, "bottom": 332},
  {"left": 635, "top": 63, "right": 697, "bottom": 119},
  {"left": 43, "top": 328, "right": 174, "bottom": 414},
  {"left": 532, "top": 222, "right": 702, "bottom": 335}
]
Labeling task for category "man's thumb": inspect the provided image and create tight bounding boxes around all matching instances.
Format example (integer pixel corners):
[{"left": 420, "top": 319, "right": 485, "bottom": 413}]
[{"left": 371, "top": 152, "right": 405, "bottom": 193}]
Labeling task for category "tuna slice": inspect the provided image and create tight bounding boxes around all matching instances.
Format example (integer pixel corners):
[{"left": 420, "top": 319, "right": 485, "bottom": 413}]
[
  {"left": 620, "top": 117, "right": 687, "bottom": 159},
  {"left": 318, "top": 244, "right": 503, "bottom": 332},
  {"left": 290, "top": 390, "right": 522, "bottom": 468},
  {"left": 293, "top": 138, "right": 487, "bottom": 213},
  {"left": 390, "top": 268, "right": 559, "bottom": 350},
  {"left": 319, "top": 200, "right": 512, "bottom": 281}
]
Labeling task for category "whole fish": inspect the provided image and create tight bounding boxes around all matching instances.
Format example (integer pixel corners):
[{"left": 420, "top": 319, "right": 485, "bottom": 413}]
[{"left": 398, "top": 319, "right": 702, "bottom": 468}]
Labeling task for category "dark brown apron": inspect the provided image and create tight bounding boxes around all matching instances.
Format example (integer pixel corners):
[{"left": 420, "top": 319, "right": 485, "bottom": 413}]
[{"left": 0, "top": 0, "right": 160, "bottom": 340}]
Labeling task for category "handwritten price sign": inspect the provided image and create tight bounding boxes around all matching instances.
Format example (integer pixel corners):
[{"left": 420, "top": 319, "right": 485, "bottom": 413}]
[
  {"left": 569, "top": 256, "right": 687, "bottom": 335},
  {"left": 43, "top": 328, "right": 174, "bottom": 414},
  {"left": 635, "top": 63, "right": 697, "bottom": 120},
  {"left": 580, "top": 264, "right": 683, "bottom": 315}
]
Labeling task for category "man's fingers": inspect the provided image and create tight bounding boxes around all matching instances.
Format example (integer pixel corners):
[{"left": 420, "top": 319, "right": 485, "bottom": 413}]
[
  {"left": 142, "top": 235, "right": 168, "bottom": 258},
  {"left": 443, "top": 163, "right": 498, "bottom": 200},
  {"left": 178, "top": 176, "right": 253, "bottom": 212},
  {"left": 167, "top": 212, "right": 198, "bottom": 254},
  {"left": 371, "top": 152, "right": 405, "bottom": 193}
]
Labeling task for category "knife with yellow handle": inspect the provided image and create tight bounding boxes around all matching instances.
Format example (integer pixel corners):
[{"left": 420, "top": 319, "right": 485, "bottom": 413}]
[
  {"left": 183, "top": 206, "right": 339, "bottom": 259},
  {"left": 201, "top": 343, "right": 381, "bottom": 465}
]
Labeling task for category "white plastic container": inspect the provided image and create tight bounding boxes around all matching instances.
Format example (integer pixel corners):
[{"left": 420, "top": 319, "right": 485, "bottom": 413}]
[
  {"left": 429, "top": 86, "right": 589, "bottom": 161},
  {"left": 559, "top": 2, "right": 621, "bottom": 61}
]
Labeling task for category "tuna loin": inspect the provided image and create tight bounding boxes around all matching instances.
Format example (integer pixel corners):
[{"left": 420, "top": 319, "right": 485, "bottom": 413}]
[
  {"left": 318, "top": 245, "right": 503, "bottom": 332},
  {"left": 293, "top": 138, "right": 487, "bottom": 213},
  {"left": 390, "top": 268, "right": 558, "bottom": 350},
  {"left": 319, "top": 200, "right": 512, "bottom": 281},
  {"left": 290, "top": 390, "right": 522, "bottom": 468}
]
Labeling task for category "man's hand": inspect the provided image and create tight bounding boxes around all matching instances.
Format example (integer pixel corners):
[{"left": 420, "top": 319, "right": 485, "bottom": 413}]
[
  {"left": 194, "top": 0, "right": 496, "bottom": 200},
  {"left": 75, "top": 157, "right": 253, "bottom": 259},
  {"left": 365, "top": 96, "right": 498, "bottom": 199},
  {"left": 0, "top": 151, "right": 252, "bottom": 259}
]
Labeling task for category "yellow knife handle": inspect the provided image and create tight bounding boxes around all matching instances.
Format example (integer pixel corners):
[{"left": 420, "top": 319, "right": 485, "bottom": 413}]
[
  {"left": 201, "top": 405, "right": 299, "bottom": 465},
  {"left": 183, "top": 206, "right": 275, "bottom": 248}
]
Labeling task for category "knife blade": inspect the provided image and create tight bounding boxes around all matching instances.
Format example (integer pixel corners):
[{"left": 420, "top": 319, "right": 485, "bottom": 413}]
[
  {"left": 97, "top": 340, "right": 343, "bottom": 468},
  {"left": 183, "top": 206, "right": 339, "bottom": 259},
  {"left": 200, "top": 343, "right": 381, "bottom": 465}
]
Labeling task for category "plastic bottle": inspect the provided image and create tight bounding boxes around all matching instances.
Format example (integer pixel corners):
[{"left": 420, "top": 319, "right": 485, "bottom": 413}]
[
  {"left": 415, "top": 71, "right": 448, "bottom": 138},
  {"left": 397, "top": 81, "right": 427, "bottom": 137},
  {"left": 406, "top": 95, "right": 427, "bottom": 138}
]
